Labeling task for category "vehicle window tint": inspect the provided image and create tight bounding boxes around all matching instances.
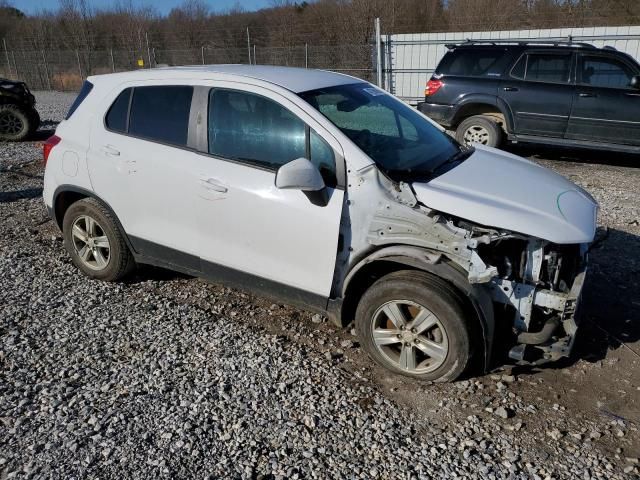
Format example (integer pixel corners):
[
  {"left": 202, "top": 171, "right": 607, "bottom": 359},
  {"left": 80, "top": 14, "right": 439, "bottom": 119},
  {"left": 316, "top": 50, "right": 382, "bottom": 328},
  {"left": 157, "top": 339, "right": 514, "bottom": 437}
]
[
  {"left": 524, "top": 54, "right": 570, "bottom": 83},
  {"left": 443, "top": 49, "right": 504, "bottom": 76},
  {"left": 310, "top": 130, "right": 336, "bottom": 187},
  {"left": 208, "top": 89, "right": 306, "bottom": 170},
  {"left": 128, "top": 86, "right": 193, "bottom": 146},
  {"left": 581, "top": 56, "right": 633, "bottom": 88},
  {"left": 66, "top": 80, "right": 93, "bottom": 119},
  {"left": 105, "top": 88, "right": 131, "bottom": 133},
  {"left": 510, "top": 55, "right": 526, "bottom": 79}
]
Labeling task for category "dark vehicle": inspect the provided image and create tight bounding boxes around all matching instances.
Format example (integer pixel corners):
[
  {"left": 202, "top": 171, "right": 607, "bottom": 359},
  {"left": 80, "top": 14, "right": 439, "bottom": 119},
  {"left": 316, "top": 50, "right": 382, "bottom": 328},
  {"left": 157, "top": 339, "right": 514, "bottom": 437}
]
[
  {"left": 0, "top": 78, "right": 40, "bottom": 141},
  {"left": 418, "top": 40, "right": 640, "bottom": 153}
]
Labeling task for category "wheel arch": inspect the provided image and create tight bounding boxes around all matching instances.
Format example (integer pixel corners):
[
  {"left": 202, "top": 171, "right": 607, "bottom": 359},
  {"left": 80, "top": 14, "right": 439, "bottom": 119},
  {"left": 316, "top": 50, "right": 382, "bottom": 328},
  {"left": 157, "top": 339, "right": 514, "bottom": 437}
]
[
  {"left": 340, "top": 245, "right": 495, "bottom": 372},
  {"left": 451, "top": 95, "right": 514, "bottom": 133},
  {"left": 52, "top": 185, "right": 137, "bottom": 254}
]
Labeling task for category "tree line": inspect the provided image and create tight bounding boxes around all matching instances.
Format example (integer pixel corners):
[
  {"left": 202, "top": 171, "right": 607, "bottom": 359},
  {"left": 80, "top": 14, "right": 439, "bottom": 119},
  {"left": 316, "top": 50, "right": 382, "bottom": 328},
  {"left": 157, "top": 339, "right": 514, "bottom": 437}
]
[{"left": 2, "top": 0, "right": 639, "bottom": 54}]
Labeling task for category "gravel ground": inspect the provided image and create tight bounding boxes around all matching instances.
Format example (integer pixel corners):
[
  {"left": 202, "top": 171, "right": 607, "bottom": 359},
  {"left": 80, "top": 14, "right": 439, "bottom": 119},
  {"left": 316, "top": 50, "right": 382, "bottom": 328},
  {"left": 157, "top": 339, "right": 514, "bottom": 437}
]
[{"left": 1, "top": 92, "right": 639, "bottom": 479}]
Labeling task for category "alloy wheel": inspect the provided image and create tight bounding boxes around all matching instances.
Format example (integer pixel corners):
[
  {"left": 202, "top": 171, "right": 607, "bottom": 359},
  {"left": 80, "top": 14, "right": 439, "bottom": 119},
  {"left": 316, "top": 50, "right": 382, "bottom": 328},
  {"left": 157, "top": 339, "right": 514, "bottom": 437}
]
[
  {"left": 463, "top": 125, "right": 490, "bottom": 144},
  {"left": 71, "top": 215, "right": 111, "bottom": 271},
  {"left": 0, "top": 111, "right": 24, "bottom": 135},
  {"left": 370, "top": 300, "right": 449, "bottom": 374}
]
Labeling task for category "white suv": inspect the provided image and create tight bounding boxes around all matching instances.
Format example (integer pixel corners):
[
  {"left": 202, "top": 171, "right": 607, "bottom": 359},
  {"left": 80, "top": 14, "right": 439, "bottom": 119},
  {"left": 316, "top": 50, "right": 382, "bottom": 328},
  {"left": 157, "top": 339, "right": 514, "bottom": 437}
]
[{"left": 43, "top": 65, "right": 598, "bottom": 382}]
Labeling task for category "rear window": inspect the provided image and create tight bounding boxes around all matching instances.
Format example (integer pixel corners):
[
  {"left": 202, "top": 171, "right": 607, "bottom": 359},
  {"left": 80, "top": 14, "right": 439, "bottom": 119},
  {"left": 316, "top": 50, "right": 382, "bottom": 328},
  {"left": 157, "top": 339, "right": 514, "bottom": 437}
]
[
  {"left": 128, "top": 86, "right": 193, "bottom": 146},
  {"left": 439, "top": 49, "right": 505, "bottom": 77},
  {"left": 66, "top": 81, "right": 93, "bottom": 120}
]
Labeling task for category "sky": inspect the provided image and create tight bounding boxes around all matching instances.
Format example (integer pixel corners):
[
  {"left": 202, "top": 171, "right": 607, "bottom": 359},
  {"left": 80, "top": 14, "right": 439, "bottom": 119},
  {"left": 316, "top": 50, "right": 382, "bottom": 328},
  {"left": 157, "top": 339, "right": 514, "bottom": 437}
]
[{"left": 13, "top": 0, "right": 273, "bottom": 15}]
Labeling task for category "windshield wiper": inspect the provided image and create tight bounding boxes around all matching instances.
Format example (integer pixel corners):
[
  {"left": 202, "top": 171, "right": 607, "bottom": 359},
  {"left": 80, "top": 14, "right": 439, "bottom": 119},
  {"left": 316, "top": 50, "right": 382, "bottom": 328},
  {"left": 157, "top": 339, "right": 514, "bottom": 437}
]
[{"left": 446, "top": 145, "right": 475, "bottom": 164}]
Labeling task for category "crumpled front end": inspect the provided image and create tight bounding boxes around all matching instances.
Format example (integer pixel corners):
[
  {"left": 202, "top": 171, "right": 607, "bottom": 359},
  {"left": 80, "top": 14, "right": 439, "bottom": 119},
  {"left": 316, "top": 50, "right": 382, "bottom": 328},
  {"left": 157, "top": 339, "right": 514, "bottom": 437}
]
[{"left": 486, "top": 240, "right": 588, "bottom": 363}]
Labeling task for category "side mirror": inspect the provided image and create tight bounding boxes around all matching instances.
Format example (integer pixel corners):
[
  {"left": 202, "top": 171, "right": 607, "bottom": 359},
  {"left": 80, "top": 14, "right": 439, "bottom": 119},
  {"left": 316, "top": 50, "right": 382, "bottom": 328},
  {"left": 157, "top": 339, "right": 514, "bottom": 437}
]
[
  {"left": 275, "top": 158, "right": 329, "bottom": 206},
  {"left": 631, "top": 75, "right": 640, "bottom": 89}
]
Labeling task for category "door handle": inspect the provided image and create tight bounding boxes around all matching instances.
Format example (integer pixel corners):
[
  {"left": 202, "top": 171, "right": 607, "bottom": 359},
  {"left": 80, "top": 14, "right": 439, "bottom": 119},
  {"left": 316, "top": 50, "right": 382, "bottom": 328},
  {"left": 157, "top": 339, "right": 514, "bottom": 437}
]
[
  {"left": 101, "top": 145, "right": 120, "bottom": 156},
  {"left": 200, "top": 177, "right": 228, "bottom": 193},
  {"left": 578, "top": 92, "right": 597, "bottom": 98},
  {"left": 503, "top": 86, "right": 519, "bottom": 92}
]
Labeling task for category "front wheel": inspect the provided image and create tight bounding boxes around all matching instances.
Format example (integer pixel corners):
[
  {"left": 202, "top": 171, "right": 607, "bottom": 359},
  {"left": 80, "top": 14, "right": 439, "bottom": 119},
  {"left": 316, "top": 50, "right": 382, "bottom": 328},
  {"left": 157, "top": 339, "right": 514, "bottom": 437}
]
[
  {"left": 355, "top": 270, "right": 476, "bottom": 382},
  {"left": 456, "top": 115, "right": 503, "bottom": 148},
  {"left": 0, "top": 104, "right": 32, "bottom": 141}
]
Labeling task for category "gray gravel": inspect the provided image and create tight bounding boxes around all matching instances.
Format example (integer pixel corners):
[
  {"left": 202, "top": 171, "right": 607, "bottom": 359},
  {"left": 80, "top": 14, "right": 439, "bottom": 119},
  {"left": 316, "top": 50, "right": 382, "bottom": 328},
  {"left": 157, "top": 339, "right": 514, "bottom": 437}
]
[{"left": 1, "top": 91, "right": 637, "bottom": 479}]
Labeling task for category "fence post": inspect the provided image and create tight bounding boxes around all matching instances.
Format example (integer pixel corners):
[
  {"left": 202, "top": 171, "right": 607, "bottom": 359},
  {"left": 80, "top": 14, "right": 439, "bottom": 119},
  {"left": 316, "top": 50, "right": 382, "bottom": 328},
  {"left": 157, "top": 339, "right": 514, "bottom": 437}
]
[
  {"left": 201, "top": 45, "right": 205, "bottom": 65},
  {"left": 246, "top": 27, "right": 251, "bottom": 64},
  {"left": 305, "top": 43, "right": 308, "bottom": 68},
  {"left": 76, "top": 50, "right": 83, "bottom": 80},
  {"left": 375, "top": 17, "right": 382, "bottom": 87},
  {"left": 253, "top": 45, "right": 256, "bottom": 65},
  {"left": 110, "top": 48, "right": 115, "bottom": 72},
  {"left": 3, "top": 38, "right": 11, "bottom": 77},
  {"left": 41, "top": 50, "right": 51, "bottom": 90},
  {"left": 11, "top": 50, "right": 17, "bottom": 79},
  {"left": 145, "top": 32, "right": 152, "bottom": 68}
]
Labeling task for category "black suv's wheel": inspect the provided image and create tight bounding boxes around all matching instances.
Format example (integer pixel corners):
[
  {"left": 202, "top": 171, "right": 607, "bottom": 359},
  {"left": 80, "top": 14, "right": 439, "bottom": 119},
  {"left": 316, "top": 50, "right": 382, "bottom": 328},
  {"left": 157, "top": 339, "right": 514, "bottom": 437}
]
[
  {"left": 62, "top": 198, "right": 135, "bottom": 281},
  {"left": 0, "top": 104, "right": 33, "bottom": 141},
  {"left": 355, "top": 270, "right": 476, "bottom": 382},
  {"left": 456, "top": 115, "right": 503, "bottom": 148}
]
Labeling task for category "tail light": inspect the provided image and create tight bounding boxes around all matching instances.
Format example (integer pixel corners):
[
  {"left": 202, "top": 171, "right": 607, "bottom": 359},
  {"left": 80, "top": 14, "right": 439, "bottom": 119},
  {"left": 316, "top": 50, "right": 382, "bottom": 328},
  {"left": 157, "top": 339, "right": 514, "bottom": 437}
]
[
  {"left": 43, "top": 135, "right": 61, "bottom": 166},
  {"left": 425, "top": 79, "right": 443, "bottom": 97}
]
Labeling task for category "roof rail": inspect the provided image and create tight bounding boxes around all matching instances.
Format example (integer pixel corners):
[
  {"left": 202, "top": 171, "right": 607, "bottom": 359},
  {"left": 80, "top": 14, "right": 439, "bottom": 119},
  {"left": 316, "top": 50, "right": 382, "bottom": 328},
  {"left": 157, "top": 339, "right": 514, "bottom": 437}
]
[{"left": 445, "top": 37, "right": 596, "bottom": 49}]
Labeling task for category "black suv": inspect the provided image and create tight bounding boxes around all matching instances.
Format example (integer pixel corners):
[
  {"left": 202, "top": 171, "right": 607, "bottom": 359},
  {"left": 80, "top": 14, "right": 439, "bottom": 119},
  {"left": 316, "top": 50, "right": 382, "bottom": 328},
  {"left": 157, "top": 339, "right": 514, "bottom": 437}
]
[{"left": 418, "top": 41, "right": 640, "bottom": 153}]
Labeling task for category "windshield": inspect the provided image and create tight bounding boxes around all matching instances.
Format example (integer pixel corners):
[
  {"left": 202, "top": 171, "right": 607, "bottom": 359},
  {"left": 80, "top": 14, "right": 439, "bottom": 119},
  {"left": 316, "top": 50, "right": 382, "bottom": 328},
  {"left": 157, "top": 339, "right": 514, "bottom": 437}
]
[{"left": 299, "top": 83, "right": 462, "bottom": 181}]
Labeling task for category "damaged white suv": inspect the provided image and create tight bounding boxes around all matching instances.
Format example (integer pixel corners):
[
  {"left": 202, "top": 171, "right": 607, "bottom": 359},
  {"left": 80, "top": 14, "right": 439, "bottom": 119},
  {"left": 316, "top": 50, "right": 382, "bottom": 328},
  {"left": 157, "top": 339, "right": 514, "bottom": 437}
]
[{"left": 43, "top": 65, "right": 598, "bottom": 382}]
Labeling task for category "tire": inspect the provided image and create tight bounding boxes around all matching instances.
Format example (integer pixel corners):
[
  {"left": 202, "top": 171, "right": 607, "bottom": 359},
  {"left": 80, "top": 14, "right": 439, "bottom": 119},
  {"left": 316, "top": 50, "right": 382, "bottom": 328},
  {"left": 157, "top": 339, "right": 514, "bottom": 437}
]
[
  {"left": 355, "top": 270, "right": 476, "bottom": 382},
  {"left": 62, "top": 198, "right": 135, "bottom": 281},
  {"left": 27, "top": 108, "right": 40, "bottom": 134},
  {"left": 456, "top": 114, "right": 503, "bottom": 148},
  {"left": 0, "top": 104, "right": 33, "bottom": 141}
]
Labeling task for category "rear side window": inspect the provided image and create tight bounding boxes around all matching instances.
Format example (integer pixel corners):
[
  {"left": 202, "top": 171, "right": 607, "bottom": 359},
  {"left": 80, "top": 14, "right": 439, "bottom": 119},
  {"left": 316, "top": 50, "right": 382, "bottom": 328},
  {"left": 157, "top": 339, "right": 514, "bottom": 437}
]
[
  {"left": 440, "top": 49, "right": 504, "bottom": 77},
  {"left": 128, "top": 86, "right": 193, "bottom": 146},
  {"left": 105, "top": 88, "right": 131, "bottom": 133},
  {"left": 514, "top": 53, "right": 571, "bottom": 83},
  {"left": 66, "top": 81, "right": 93, "bottom": 120}
]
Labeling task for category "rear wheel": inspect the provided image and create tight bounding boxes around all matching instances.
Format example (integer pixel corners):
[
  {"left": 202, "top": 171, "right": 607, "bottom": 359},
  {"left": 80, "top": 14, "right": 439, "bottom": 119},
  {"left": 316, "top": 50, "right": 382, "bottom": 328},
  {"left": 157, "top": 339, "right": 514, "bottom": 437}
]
[
  {"left": 355, "top": 270, "right": 476, "bottom": 382},
  {"left": 0, "top": 104, "right": 32, "bottom": 141},
  {"left": 456, "top": 114, "right": 503, "bottom": 148},
  {"left": 62, "top": 198, "right": 135, "bottom": 281}
]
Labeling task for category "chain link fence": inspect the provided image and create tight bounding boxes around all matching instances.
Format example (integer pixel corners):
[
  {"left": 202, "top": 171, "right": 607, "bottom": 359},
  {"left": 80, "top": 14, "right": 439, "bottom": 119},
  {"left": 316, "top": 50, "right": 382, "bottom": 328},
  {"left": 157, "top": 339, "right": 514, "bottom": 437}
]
[{"left": 0, "top": 43, "right": 374, "bottom": 91}]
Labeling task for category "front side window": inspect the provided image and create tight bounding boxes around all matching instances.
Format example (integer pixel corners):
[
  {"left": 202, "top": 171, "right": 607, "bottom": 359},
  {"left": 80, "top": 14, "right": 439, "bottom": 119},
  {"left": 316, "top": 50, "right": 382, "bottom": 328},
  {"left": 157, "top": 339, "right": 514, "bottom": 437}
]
[
  {"left": 522, "top": 53, "right": 571, "bottom": 83},
  {"left": 580, "top": 55, "right": 634, "bottom": 88},
  {"left": 128, "top": 86, "right": 193, "bottom": 146},
  {"left": 299, "top": 83, "right": 461, "bottom": 181}
]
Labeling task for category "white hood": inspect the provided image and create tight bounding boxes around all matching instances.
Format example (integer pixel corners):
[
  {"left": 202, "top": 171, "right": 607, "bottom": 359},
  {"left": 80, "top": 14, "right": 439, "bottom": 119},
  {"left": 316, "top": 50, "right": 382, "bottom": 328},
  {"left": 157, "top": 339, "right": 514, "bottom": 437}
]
[{"left": 411, "top": 145, "right": 598, "bottom": 244}]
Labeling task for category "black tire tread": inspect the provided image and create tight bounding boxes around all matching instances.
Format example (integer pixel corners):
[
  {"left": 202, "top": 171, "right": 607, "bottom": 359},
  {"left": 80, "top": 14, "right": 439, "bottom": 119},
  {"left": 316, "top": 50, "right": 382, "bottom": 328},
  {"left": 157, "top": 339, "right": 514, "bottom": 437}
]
[{"left": 0, "top": 103, "right": 32, "bottom": 141}]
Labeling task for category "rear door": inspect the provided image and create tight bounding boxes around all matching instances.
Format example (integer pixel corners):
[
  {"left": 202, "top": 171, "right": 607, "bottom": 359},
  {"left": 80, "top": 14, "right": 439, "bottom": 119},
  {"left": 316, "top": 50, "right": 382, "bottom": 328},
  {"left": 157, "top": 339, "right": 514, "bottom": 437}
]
[
  {"left": 88, "top": 84, "right": 202, "bottom": 264},
  {"left": 499, "top": 50, "right": 575, "bottom": 137},
  {"left": 566, "top": 53, "right": 640, "bottom": 146}
]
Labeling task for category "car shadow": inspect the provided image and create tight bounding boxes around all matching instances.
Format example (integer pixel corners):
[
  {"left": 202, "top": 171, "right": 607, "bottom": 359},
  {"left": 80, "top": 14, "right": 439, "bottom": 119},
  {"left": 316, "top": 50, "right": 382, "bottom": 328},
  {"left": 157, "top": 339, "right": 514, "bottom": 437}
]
[
  {"left": 31, "top": 128, "right": 57, "bottom": 141},
  {"left": 509, "top": 226, "right": 640, "bottom": 375},
  {"left": 505, "top": 143, "right": 640, "bottom": 169},
  {"left": 0, "top": 187, "right": 43, "bottom": 203}
]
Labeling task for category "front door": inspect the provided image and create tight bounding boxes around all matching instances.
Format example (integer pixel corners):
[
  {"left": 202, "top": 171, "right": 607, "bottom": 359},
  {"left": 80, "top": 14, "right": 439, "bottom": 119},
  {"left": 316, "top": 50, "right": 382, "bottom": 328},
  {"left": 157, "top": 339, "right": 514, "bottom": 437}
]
[
  {"left": 196, "top": 86, "right": 344, "bottom": 305},
  {"left": 499, "top": 50, "right": 575, "bottom": 137},
  {"left": 566, "top": 53, "right": 640, "bottom": 146}
]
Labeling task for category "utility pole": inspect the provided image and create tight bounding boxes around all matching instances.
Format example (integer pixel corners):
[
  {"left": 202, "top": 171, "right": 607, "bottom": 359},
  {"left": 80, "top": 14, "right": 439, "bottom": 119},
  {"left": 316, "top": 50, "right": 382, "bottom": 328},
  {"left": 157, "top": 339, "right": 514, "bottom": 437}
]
[
  {"left": 375, "top": 17, "right": 382, "bottom": 88},
  {"left": 246, "top": 27, "right": 251, "bottom": 64},
  {"left": 145, "top": 32, "right": 152, "bottom": 68},
  {"left": 3, "top": 38, "right": 11, "bottom": 77}
]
